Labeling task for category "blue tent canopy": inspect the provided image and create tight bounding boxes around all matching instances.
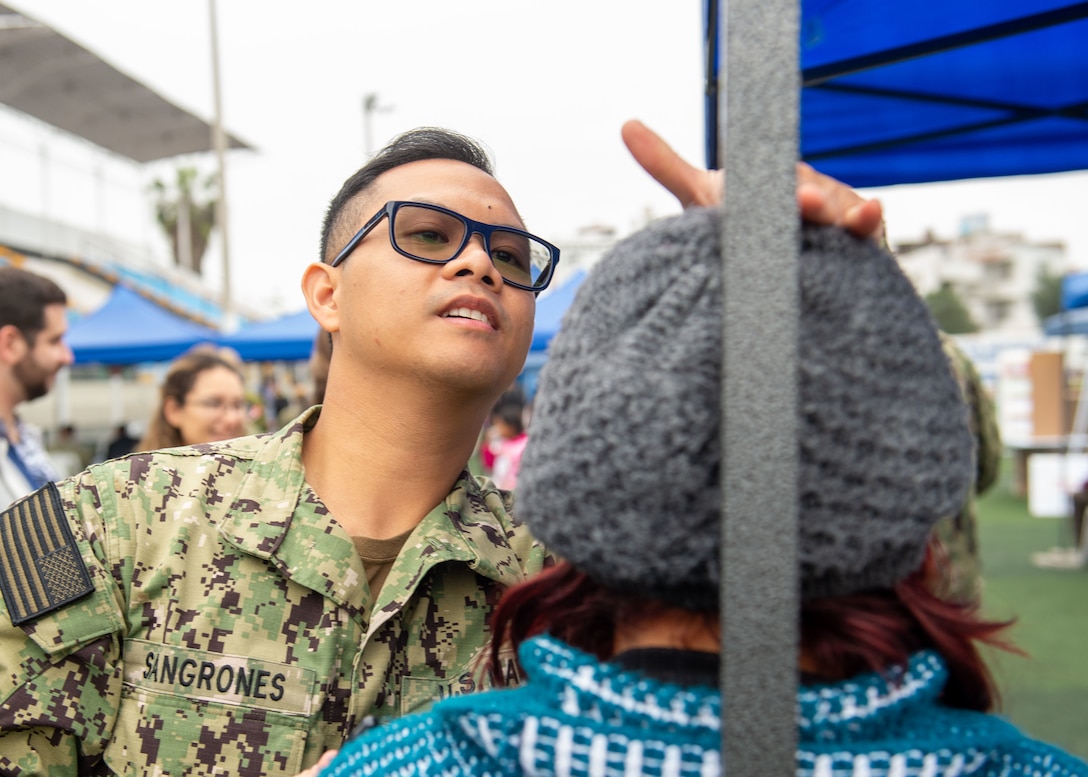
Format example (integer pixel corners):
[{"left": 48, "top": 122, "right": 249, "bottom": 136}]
[
  {"left": 1044, "top": 308, "right": 1088, "bottom": 336},
  {"left": 66, "top": 285, "right": 218, "bottom": 365},
  {"left": 530, "top": 270, "right": 586, "bottom": 353},
  {"left": 518, "top": 271, "right": 587, "bottom": 398},
  {"left": 217, "top": 309, "right": 320, "bottom": 362},
  {"left": 1044, "top": 272, "right": 1088, "bottom": 335},
  {"left": 700, "top": 4, "right": 1088, "bottom": 768},
  {"left": 705, "top": 1, "right": 1088, "bottom": 187},
  {"left": 1062, "top": 271, "right": 1088, "bottom": 312}
]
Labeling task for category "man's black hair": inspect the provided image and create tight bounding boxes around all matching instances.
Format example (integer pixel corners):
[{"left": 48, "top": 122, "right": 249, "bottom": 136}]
[
  {"left": 0, "top": 266, "right": 67, "bottom": 343},
  {"left": 320, "top": 127, "right": 495, "bottom": 264}
]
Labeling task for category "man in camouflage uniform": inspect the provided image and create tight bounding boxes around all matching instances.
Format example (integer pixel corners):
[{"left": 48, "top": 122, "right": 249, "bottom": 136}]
[
  {"left": 0, "top": 121, "right": 886, "bottom": 775},
  {"left": 933, "top": 333, "right": 1002, "bottom": 602},
  {"left": 0, "top": 129, "right": 550, "bottom": 776}
]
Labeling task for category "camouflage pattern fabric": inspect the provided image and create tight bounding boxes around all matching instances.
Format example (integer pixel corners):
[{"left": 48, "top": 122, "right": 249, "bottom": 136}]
[
  {"left": 933, "top": 333, "right": 1002, "bottom": 603},
  {"left": 0, "top": 407, "right": 547, "bottom": 776}
]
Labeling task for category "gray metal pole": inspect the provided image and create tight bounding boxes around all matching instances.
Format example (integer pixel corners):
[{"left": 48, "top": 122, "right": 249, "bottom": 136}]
[
  {"left": 363, "top": 94, "right": 377, "bottom": 160},
  {"left": 718, "top": 0, "right": 800, "bottom": 774},
  {"left": 362, "top": 93, "right": 393, "bottom": 162},
  {"left": 209, "top": 0, "right": 235, "bottom": 332}
]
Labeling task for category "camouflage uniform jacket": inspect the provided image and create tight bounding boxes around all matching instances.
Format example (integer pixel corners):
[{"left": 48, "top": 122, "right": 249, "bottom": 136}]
[
  {"left": 933, "top": 334, "right": 1002, "bottom": 602},
  {"left": 0, "top": 407, "right": 547, "bottom": 776}
]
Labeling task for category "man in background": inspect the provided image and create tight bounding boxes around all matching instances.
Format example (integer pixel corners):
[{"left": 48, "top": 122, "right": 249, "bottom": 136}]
[
  {"left": 0, "top": 266, "right": 73, "bottom": 507},
  {"left": 103, "top": 422, "right": 140, "bottom": 460}
]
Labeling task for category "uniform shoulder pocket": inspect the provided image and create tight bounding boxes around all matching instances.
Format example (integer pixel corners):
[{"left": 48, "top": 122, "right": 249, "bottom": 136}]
[
  {"left": 0, "top": 483, "right": 119, "bottom": 655},
  {"left": 0, "top": 483, "right": 93, "bottom": 625}
]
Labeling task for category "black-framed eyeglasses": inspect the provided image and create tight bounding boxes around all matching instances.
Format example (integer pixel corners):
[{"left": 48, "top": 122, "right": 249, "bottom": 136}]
[{"left": 329, "top": 200, "right": 560, "bottom": 292}]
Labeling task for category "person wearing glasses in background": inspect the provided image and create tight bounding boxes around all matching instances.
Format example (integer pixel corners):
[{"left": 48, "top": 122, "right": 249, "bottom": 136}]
[
  {"left": 134, "top": 346, "right": 250, "bottom": 452},
  {"left": 0, "top": 124, "right": 885, "bottom": 776}
]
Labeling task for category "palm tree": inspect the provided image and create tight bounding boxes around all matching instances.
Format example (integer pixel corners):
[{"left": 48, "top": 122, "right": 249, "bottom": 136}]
[{"left": 150, "top": 167, "right": 218, "bottom": 275}]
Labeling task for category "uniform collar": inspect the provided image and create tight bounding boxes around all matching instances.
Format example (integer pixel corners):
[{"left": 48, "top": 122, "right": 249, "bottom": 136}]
[
  {"left": 409, "top": 471, "right": 530, "bottom": 587},
  {"left": 215, "top": 406, "right": 317, "bottom": 557},
  {"left": 216, "top": 405, "right": 531, "bottom": 613}
]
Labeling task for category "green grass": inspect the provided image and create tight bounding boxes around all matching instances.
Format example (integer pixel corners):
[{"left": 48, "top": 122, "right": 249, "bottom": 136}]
[{"left": 977, "top": 462, "right": 1088, "bottom": 760}]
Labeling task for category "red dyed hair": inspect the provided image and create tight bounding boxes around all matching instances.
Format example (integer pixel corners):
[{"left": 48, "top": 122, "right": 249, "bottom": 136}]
[
  {"left": 801, "top": 543, "right": 1018, "bottom": 710},
  {"left": 489, "top": 543, "right": 1017, "bottom": 711}
]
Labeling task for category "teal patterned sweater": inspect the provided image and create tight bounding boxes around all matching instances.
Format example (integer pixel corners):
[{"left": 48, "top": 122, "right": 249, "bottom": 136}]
[{"left": 324, "top": 635, "right": 1086, "bottom": 777}]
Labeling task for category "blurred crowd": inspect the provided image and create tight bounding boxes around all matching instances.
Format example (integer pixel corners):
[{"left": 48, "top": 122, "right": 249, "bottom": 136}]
[{"left": 38, "top": 344, "right": 322, "bottom": 479}]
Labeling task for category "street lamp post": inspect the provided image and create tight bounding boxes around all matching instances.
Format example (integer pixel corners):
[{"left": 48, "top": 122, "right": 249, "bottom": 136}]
[
  {"left": 362, "top": 93, "right": 393, "bottom": 160},
  {"left": 208, "top": 0, "right": 235, "bottom": 332}
]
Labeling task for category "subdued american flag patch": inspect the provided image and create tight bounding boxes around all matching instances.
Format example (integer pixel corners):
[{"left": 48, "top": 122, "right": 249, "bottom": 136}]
[{"left": 0, "top": 482, "right": 93, "bottom": 625}]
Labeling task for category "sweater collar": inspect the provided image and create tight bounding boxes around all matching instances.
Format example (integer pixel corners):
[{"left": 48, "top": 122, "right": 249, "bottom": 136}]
[
  {"left": 524, "top": 638, "right": 947, "bottom": 738},
  {"left": 520, "top": 636, "right": 721, "bottom": 733},
  {"left": 797, "top": 650, "right": 947, "bottom": 736}
]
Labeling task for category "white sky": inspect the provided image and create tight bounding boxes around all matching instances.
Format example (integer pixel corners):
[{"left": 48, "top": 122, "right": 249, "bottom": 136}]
[{"left": 4, "top": 1, "right": 1088, "bottom": 314}]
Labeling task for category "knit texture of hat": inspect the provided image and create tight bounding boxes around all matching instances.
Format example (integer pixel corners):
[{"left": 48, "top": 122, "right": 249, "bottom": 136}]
[{"left": 517, "top": 207, "right": 974, "bottom": 608}]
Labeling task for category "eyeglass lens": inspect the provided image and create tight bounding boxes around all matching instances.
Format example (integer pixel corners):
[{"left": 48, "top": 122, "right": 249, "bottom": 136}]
[
  {"left": 191, "top": 398, "right": 248, "bottom": 414},
  {"left": 391, "top": 204, "right": 552, "bottom": 289}
]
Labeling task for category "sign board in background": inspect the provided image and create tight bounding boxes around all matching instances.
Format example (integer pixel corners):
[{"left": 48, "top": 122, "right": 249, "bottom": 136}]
[{"left": 1027, "top": 453, "right": 1088, "bottom": 519}]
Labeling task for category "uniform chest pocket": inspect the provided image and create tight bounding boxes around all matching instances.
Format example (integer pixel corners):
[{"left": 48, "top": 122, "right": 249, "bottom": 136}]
[
  {"left": 399, "top": 661, "right": 499, "bottom": 717},
  {"left": 400, "top": 675, "right": 461, "bottom": 717},
  {"left": 107, "top": 639, "right": 319, "bottom": 777}
]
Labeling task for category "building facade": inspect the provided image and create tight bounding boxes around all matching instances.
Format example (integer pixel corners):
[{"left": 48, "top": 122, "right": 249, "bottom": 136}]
[{"left": 894, "top": 214, "right": 1067, "bottom": 336}]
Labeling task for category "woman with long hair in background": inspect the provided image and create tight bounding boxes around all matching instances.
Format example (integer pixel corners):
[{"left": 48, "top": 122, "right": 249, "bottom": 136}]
[{"left": 136, "top": 346, "right": 248, "bottom": 451}]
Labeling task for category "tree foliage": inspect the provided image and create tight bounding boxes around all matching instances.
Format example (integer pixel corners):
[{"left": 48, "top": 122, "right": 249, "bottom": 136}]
[
  {"left": 150, "top": 167, "right": 218, "bottom": 275},
  {"left": 925, "top": 283, "right": 979, "bottom": 334},
  {"left": 1032, "top": 266, "right": 1064, "bottom": 324}
]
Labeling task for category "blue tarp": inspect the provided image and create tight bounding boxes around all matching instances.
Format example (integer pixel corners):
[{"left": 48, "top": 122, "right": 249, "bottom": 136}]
[
  {"left": 530, "top": 270, "right": 586, "bottom": 354},
  {"left": 66, "top": 285, "right": 218, "bottom": 365},
  {"left": 1062, "top": 271, "right": 1088, "bottom": 312},
  {"left": 217, "top": 309, "right": 320, "bottom": 362},
  {"left": 1040, "top": 272, "right": 1088, "bottom": 334},
  {"left": 66, "top": 285, "right": 320, "bottom": 364},
  {"left": 69, "top": 273, "right": 582, "bottom": 366},
  {"left": 705, "top": 1, "right": 1088, "bottom": 187},
  {"left": 1044, "top": 308, "right": 1088, "bottom": 336},
  {"left": 518, "top": 271, "right": 587, "bottom": 398}
]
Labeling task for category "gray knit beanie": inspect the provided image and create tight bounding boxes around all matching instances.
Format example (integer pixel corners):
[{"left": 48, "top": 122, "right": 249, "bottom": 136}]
[{"left": 517, "top": 207, "right": 973, "bottom": 608}]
